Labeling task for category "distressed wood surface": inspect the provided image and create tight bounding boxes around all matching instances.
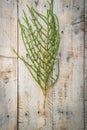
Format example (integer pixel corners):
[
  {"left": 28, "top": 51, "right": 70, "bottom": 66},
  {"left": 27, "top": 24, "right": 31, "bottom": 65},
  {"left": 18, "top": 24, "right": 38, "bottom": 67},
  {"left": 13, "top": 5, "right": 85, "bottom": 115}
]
[
  {"left": 0, "top": 0, "right": 17, "bottom": 57},
  {"left": 52, "top": 0, "right": 85, "bottom": 130},
  {"left": 85, "top": 0, "right": 87, "bottom": 129},
  {"left": 18, "top": 0, "right": 54, "bottom": 130},
  {"left": 0, "top": 58, "right": 17, "bottom": 130},
  {"left": 0, "top": 0, "right": 86, "bottom": 130},
  {"left": 18, "top": 0, "right": 85, "bottom": 130},
  {"left": 0, "top": 0, "right": 17, "bottom": 130}
]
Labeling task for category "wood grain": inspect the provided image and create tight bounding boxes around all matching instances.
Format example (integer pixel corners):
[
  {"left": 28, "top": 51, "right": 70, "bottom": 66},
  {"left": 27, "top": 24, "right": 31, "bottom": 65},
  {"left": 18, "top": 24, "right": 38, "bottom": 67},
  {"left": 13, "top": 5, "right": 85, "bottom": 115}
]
[
  {"left": 0, "top": 0, "right": 17, "bottom": 130},
  {"left": 0, "top": 0, "right": 86, "bottom": 130},
  {"left": 0, "top": 58, "right": 17, "bottom": 130},
  {"left": 52, "top": 0, "right": 85, "bottom": 129},
  {"left": 0, "top": 0, "right": 17, "bottom": 57},
  {"left": 85, "top": 0, "right": 87, "bottom": 129},
  {"left": 18, "top": 0, "right": 56, "bottom": 129},
  {"left": 18, "top": 0, "right": 85, "bottom": 129}
]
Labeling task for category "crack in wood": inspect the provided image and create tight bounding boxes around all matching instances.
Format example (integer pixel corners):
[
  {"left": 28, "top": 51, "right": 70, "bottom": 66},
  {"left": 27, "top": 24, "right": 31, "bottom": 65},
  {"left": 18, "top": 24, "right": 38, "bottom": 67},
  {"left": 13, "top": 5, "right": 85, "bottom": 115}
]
[
  {"left": 0, "top": 55, "right": 17, "bottom": 59},
  {"left": 72, "top": 20, "right": 85, "bottom": 25}
]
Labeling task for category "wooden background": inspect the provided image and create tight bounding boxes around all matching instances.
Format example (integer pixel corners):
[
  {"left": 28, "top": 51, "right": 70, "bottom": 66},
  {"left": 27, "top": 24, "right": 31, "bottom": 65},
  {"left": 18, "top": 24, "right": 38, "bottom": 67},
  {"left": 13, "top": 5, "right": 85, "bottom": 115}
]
[{"left": 0, "top": 0, "right": 87, "bottom": 130}]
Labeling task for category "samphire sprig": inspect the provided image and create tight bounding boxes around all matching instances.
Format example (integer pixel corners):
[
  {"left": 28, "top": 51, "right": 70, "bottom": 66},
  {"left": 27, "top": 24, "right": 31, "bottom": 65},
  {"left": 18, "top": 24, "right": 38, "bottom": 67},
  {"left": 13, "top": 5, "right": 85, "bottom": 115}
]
[{"left": 14, "top": 1, "right": 60, "bottom": 102}]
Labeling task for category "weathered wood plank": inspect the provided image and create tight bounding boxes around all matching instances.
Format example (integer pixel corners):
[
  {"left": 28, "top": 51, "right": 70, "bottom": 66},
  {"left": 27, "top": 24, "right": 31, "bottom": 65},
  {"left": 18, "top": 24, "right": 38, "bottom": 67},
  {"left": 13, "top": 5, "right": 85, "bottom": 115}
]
[
  {"left": 85, "top": 0, "right": 87, "bottom": 99},
  {"left": 0, "top": 58, "right": 17, "bottom": 130},
  {"left": 0, "top": 0, "right": 17, "bottom": 57},
  {"left": 0, "top": 0, "right": 86, "bottom": 130},
  {"left": 85, "top": 102, "right": 87, "bottom": 130},
  {"left": 0, "top": 0, "right": 17, "bottom": 130},
  {"left": 52, "top": 0, "right": 84, "bottom": 130},
  {"left": 18, "top": 0, "right": 85, "bottom": 130},
  {"left": 18, "top": 0, "right": 56, "bottom": 130},
  {"left": 85, "top": 0, "right": 87, "bottom": 129}
]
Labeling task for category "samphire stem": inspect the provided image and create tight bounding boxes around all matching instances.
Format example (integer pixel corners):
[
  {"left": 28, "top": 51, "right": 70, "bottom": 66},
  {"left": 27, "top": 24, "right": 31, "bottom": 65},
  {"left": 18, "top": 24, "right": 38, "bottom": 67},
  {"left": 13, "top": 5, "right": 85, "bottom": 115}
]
[{"left": 43, "top": 94, "right": 46, "bottom": 115}]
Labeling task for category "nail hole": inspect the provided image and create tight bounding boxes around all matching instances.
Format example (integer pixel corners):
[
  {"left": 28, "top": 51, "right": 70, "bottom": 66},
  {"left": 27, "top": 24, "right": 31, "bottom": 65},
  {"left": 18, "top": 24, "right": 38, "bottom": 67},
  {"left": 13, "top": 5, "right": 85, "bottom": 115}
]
[
  {"left": 61, "top": 31, "right": 64, "bottom": 34},
  {"left": 77, "top": 7, "right": 80, "bottom": 10},
  {"left": 66, "top": 56, "right": 70, "bottom": 62},
  {"left": 25, "top": 113, "right": 28, "bottom": 116},
  {"left": 38, "top": 111, "right": 40, "bottom": 114},
  {"left": 59, "top": 52, "right": 61, "bottom": 57},
  {"left": 66, "top": 5, "right": 68, "bottom": 8},
  {"left": 66, "top": 112, "right": 68, "bottom": 115},
  {"left": 44, "top": 4, "right": 46, "bottom": 7},
  {"left": 7, "top": 115, "right": 9, "bottom": 118}
]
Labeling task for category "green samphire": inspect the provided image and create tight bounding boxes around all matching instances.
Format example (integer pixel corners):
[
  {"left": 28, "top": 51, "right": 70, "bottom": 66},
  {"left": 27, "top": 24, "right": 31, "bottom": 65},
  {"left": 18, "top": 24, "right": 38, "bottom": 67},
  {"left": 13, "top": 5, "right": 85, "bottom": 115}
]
[{"left": 14, "top": 1, "right": 60, "bottom": 111}]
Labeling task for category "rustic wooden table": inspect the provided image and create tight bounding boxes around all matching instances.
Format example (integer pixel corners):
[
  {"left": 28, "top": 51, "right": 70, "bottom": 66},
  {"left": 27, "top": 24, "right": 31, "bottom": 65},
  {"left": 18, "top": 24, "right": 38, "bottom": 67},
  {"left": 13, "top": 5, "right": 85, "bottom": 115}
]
[{"left": 0, "top": 0, "right": 87, "bottom": 130}]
